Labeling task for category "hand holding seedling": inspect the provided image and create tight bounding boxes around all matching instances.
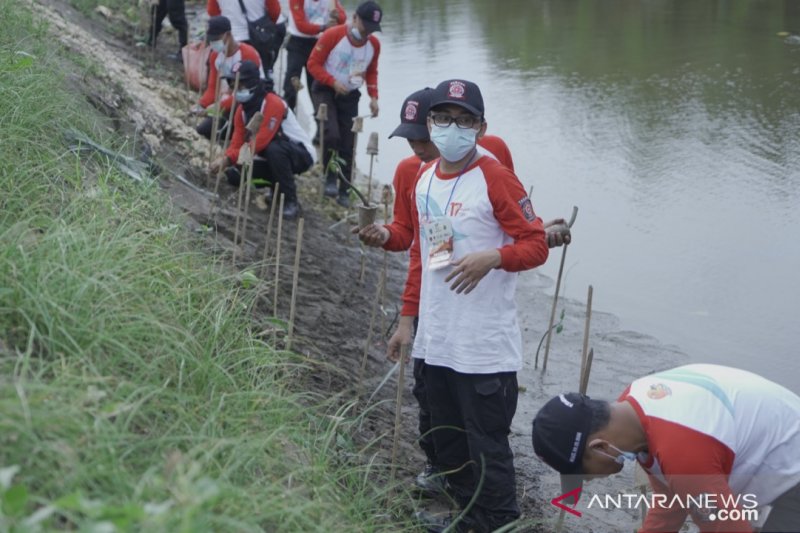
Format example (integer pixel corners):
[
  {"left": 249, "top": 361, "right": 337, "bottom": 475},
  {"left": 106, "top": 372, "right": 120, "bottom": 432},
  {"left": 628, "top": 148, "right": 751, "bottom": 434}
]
[
  {"left": 445, "top": 250, "right": 502, "bottom": 294},
  {"left": 352, "top": 223, "right": 389, "bottom": 247},
  {"left": 189, "top": 104, "right": 206, "bottom": 116},
  {"left": 386, "top": 316, "right": 414, "bottom": 363},
  {"left": 369, "top": 97, "right": 379, "bottom": 117}
]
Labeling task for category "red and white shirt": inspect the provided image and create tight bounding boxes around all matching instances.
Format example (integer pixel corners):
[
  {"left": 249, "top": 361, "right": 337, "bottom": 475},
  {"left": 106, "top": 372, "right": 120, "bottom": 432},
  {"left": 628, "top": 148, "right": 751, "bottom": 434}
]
[
  {"left": 384, "top": 155, "right": 548, "bottom": 373},
  {"left": 288, "top": 0, "right": 346, "bottom": 39},
  {"left": 225, "top": 92, "right": 286, "bottom": 164},
  {"left": 622, "top": 364, "right": 800, "bottom": 532},
  {"left": 198, "top": 44, "right": 264, "bottom": 112},
  {"left": 306, "top": 25, "right": 380, "bottom": 98},
  {"left": 207, "top": 0, "right": 281, "bottom": 43}
]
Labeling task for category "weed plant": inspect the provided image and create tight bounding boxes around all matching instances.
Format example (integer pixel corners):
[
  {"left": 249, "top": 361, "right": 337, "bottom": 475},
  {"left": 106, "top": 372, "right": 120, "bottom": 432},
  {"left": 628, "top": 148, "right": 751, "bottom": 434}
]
[{"left": 0, "top": 2, "right": 412, "bottom": 530}]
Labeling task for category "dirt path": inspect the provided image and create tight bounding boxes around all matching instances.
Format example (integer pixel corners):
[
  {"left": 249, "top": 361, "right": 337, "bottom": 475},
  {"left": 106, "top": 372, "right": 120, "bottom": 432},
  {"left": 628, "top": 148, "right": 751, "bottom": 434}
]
[{"left": 26, "top": 1, "right": 690, "bottom": 530}]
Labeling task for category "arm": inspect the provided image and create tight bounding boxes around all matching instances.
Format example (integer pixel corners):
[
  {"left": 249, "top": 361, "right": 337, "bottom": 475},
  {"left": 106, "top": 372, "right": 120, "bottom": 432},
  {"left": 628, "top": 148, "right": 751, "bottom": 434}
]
[
  {"left": 252, "top": 94, "right": 287, "bottom": 154},
  {"left": 198, "top": 51, "right": 219, "bottom": 108},
  {"left": 265, "top": 0, "right": 280, "bottom": 23},
  {"left": 306, "top": 27, "right": 340, "bottom": 87},
  {"left": 382, "top": 158, "right": 418, "bottom": 251},
  {"left": 290, "top": 0, "right": 324, "bottom": 35},
  {"left": 365, "top": 36, "right": 380, "bottom": 100},
  {"left": 225, "top": 107, "right": 246, "bottom": 163},
  {"left": 478, "top": 134, "right": 515, "bottom": 172},
  {"left": 207, "top": 0, "right": 221, "bottom": 16},
  {"left": 384, "top": 160, "right": 429, "bottom": 251}
]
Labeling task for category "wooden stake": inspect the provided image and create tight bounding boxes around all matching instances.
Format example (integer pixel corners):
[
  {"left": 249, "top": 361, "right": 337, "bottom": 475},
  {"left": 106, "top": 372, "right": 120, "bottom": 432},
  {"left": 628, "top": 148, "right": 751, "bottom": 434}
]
[
  {"left": 316, "top": 103, "right": 328, "bottom": 174},
  {"left": 232, "top": 157, "right": 248, "bottom": 265},
  {"left": 389, "top": 344, "right": 409, "bottom": 490},
  {"left": 580, "top": 348, "right": 594, "bottom": 396},
  {"left": 579, "top": 285, "right": 594, "bottom": 390},
  {"left": 359, "top": 263, "right": 386, "bottom": 399},
  {"left": 273, "top": 194, "right": 285, "bottom": 319},
  {"left": 260, "top": 182, "right": 280, "bottom": 278},
  {"left": 232, "top": 113, "right": 263, "bottom": 265},
  {"left": 540, "top": 206, "right": 579, "bottom": 371},
  {"left": 286, "top": 218, "right": 304, "bottom": 351},
  {"left": 207, "top": 71, "right": 224, "bottom": 181},
  {"left": 212, "top": 71, "right": 240, "bottom": 209},
  {"left": 366, "top": 131, "right": 379, "bottom": 202},
  {"left": 380, "top": 185, "right": 392, "bottom": 336},
  {"left": 350, "top": 116, "right": 364, "bottom": 188}
]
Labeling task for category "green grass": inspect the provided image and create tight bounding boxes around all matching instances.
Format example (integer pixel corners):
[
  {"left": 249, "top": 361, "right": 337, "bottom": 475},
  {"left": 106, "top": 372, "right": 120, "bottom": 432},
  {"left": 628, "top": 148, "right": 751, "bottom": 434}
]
[{"left": 0, "top": 1, "right": 414, "bottom": 531}]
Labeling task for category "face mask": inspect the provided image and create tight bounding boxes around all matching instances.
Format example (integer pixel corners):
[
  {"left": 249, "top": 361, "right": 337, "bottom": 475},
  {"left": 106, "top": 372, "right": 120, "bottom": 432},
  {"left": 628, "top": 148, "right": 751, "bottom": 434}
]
[
  {"left": 209, "top": 39, "right": 225, "bottom": 53},
  {"left": 235, "top": 88, "right": 255, "bottom": 102},
  {"left": 430, "top": 123, "right": 478, "bottom": 163},
  {"left": 350, "top": 27, "right": 363, "bottom": 41},
  {"left": 597, "top": 444, "right": 648, "bottom": 465}
]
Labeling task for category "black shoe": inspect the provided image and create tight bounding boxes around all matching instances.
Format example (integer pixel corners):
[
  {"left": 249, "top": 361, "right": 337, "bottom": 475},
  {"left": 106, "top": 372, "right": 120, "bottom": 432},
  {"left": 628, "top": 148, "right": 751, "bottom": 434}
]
[
  {"left": 415, "top": 463, "right": 448, "bottom": 497},
  {"left": 282, "top": 200, "right": 300, "bottom": 221},
  {"left": 167, "top": 51, "right": 183, "bottom": 63},
  {"left": 336, "top": 191, "right": 351, "bottom": 208},
  {"left": 414, "top": 510, "right": 454, "bottom": 533},
  {"left": 323, "top": 176, "right": 338, "bottom": 198}
]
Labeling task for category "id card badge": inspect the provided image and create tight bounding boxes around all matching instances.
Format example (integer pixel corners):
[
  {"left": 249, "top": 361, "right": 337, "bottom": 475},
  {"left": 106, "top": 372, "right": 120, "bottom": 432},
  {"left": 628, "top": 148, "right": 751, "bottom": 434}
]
[{"left": 421, "top": 217, "right": 454, "bottom": 271}]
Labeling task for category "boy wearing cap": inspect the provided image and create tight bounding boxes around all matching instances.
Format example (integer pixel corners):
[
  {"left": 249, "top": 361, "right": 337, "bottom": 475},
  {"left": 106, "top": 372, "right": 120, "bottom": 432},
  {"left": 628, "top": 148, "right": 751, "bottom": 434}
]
[
  {"left": 209, "top": 60, "right": 315, "bottom": 221},
  {"left": 382, "top": 79, "right": 549, "bottom": 532},
  {"left": 192, "top": 16, "right": 265, "bottom": 141},
  {"left": 532, "top": 364, "right": 800, "bottom": 533},
  {"left": 306, "top": 0, "right": 382, "bottom": 207},
  {"left": 207, "top": 0, "right": 284, "bottom": 72},
  {"left": 283, "top": 0, "right": 347, "bottom": 111}
]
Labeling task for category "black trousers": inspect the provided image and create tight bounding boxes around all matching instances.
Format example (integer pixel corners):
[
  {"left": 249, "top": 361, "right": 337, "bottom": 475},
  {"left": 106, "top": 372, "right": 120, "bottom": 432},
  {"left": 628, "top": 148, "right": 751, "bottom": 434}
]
[
  {"left": 310, "top": 82, "right": 360, "bottom": 194},
  {"left": 242, "top": 21, "right": 286, "bottom": 70},
  {"left": 196, "top": 116, "right": 229, "bottom": 142},
  {"left": 425, "top": 364, "right": 520, "bottom": 533},
  {"left": 762, "top": 481, "right": 800, "bottom": 532},
  {"left": 149, "top": 0, "right": 187, "bottom": 50},
  {"left": 225, "top": 136, "right": 311, "bottom": 204},
  {"left": 412, "top": 358, "right": 437, "bottom": 466},
  {"left": 282, "top": 36, "right": 317, "bottom": 111}
]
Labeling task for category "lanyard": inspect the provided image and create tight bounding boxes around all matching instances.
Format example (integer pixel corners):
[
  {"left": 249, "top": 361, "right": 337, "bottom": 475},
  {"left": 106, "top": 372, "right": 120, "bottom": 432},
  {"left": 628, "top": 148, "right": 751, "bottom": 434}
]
[{"left": 424, "top": 149, "right": 477, "bottom": 220}]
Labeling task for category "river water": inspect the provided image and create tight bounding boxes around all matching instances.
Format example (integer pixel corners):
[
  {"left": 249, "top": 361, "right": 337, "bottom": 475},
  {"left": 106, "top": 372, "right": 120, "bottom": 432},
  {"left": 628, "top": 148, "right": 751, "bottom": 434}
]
[{"left": 307, "top": 0, "right": 800, "bottom": 391}]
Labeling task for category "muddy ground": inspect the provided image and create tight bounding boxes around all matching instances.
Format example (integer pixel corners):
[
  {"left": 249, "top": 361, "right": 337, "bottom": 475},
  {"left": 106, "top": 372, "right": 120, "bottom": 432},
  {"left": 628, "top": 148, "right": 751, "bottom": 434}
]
[{"left": 26, "top": 1, "right": 690, "bottom": 530}]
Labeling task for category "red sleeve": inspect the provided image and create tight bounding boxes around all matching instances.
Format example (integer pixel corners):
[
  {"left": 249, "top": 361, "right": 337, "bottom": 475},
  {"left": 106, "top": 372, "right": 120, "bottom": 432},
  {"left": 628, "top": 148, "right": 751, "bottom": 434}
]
[
  {"left": 401, "top": 234, "right": 421, "bottom": 316},
  {"left": 266, "top": 0, "right": 280, "bottom": 22},
  {"left": 207, "top": 0, "right": 221, "bottom": 16},
  {"left": 478, "top": 134, "right": 515, "bottom": 171},
  {"left": 239, "top": 43, "right": 264, "bottom": 71},
  {"left": 199, "top": 51, "right": 220, "bottom": 108},
  {"left": 333, "top": 0, "right": 346, "bottom": 23},
  {"left": 290, "top": 0, "right": 323, "bottom": 35},
  {"left": 482, "top": 159, "right": 548, "bottom": 271},
  {"left": 226, "top": 106, "right": 246, "bottom": 163},
  {"left": 382, "top": 156, "right": 420, "bottom": 252},
  {"left": 365, "top": 36, "right": 380, "bottom": 99},
  {"left": 639, "top": 418, "right": 752, "bottom": 533},
  {"left": 252, "top": 94, "right": 287, "bottom": 154},
  {"left": 306, "top": 27, "right": 345, "bottom": 88}
]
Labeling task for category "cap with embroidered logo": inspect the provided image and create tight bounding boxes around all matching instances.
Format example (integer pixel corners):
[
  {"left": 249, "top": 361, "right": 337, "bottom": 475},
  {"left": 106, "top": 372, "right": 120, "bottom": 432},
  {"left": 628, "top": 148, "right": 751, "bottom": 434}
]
[
  {"left": 356, "top": 1, "right": 382, "bottom": 33},
  {"left": 429, "top": 79, "right": 484, "bottom": 117},
  {"left": 389, "top": 88, "right": 433, "bottom": 140}
]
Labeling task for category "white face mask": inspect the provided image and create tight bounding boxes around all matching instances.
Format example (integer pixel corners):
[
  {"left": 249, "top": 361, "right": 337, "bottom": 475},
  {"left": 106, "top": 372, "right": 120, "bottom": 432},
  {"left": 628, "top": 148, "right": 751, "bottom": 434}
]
[
  {"left": 209, "top": 39, "right": 225, "bottom": 53},
  {"left": 350, "top": 26, "right": 363, "bottom": 41},
  {"left": 235, "top": 87, "right": 255, "bottom": 102},
  {"left": 597, "top": 444, "right": 649, "bottom": 465},
  {"left": 430, "top": 123, "right": 478, "bottom": 163}
]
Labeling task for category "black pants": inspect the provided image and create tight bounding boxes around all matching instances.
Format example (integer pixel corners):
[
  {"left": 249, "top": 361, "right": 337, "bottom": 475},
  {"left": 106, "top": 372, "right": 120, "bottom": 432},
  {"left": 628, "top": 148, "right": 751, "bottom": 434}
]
[
  {"left": 412, "top": 358, "right": 437, "bottom": 466},
  {"left": 425, "top": 364, "right": 520, "bottom": 533},
  {"left": 149, "top": 0, "right": 187, "bottom": 51},
  {"left": 196, "top": 116, "right": 229, "bottom": 142},
  {"left": 310, "top": 82, "right": 360, "bottom": 194},
  {"left": 225, "top": 136, "right": 311, "bottom": 204},
  {"left": 282, "top": 36, "right": 317, "bottom": 111},
  {"left": 243, "top": 22, "right": 286, "bottom": 71},
  {"left": 762, "top": 481, "right": 800, "bottom": 532}
]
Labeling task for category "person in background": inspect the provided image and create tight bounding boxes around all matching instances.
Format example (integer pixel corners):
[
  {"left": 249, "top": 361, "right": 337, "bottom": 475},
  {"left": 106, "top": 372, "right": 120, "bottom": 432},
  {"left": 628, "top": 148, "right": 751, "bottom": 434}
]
[
  {"left": 283, "top": 0, "right": 346, "bottom": 111},
  {"left": 207, "top": 0, "right": 284, "bottom": 85},
  {"left": 191, "top": 16, "right": 264, "bottom": 141},
  {"left": 209, "top": 61, "right": 315, "bottom": 221},
  {"left": 147, "top": 0, "right": 188, "bottom": 62},
  {"left": 532, "top": 364, "right": 800, "bottom": 533},
  {"left": 379, "top": 79, "right": 549, "bottom": 532},
  {"left": 306, "top": 0, "right": 382, "bottom": 208}
]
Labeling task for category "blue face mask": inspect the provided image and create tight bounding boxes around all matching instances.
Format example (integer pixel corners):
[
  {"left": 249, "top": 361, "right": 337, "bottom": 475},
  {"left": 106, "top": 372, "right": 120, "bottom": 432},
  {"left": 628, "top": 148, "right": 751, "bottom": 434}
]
[
  {"left": 235, "top": 87, "right": 255, "bottom": 102},
  {"left": 597, "top": 444, "right": 648, "bottom": 465},
  {"left": 430, "top": 123, "right": 478, "bottom": 163},
  {"left": 209, "top": 39, "right": 225, "bottom": 53}
]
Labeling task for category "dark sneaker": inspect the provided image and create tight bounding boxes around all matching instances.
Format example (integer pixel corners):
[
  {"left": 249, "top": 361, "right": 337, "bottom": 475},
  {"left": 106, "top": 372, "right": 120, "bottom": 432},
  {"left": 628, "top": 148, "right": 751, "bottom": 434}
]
[
  {"left": 415, "top": 464, "right": 448, "bottom": 497},
  {"left": 282, "top": 201, "right": 300, "bottom": 221},
  {"left": 336, "top": 191, "right": 351, "bottom": 208},
  {"left": 323, "top": 176, "right": 338, "bottom": 198},
  {"left": 414, "top": 510, "right": 454, "bottom": 533},
  {"left": 167, "top": 51, "right": 183, "bottom": 63}
]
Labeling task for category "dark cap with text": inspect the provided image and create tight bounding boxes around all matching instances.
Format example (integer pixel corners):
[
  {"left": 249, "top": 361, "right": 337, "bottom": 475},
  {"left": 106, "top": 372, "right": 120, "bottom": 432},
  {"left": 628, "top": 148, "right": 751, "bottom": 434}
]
[
  {"left": 206, "top": 16, "right": 231, "bottom": 41},
  {"left": 231, "top": 60, "right": 260, "bottom": 85},
  {"left": 532, "top": 393, "right": 594, "bottom": 498},
  {"left": 429, "top": 79, "right": 484, "bottom": 117},
  {"left": 356, "top": 1, "right": 382, "bottom": 33},
  {"left": 390, "top": 88, "right": 433, "bottom": 140}
]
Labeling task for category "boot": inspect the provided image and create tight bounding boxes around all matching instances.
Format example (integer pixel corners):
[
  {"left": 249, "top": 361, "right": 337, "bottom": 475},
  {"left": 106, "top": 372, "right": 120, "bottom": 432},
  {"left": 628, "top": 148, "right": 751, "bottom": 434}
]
[
  {"left": 282, "top": 200, "right": 301, "bottom": 221},
  {"left": 323, "top": 174, "right": 338, "bottom": 198}
]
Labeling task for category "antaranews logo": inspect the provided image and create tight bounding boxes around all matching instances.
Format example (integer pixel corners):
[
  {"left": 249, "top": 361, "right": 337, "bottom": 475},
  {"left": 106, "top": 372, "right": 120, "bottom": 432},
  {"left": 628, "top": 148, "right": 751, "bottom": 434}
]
[{"left": 550, "top": 487, "right": 582, "bottom": 517}]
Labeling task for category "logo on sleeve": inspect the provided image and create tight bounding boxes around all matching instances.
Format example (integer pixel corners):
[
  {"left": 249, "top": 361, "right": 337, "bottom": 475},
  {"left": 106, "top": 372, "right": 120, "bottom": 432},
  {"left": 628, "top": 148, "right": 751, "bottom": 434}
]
[
  {"left": 518, "top": 196, "right": 535, "bottom": 222},
  {"left": 647, "top": 383, "right": 672, "bottom": 400}
]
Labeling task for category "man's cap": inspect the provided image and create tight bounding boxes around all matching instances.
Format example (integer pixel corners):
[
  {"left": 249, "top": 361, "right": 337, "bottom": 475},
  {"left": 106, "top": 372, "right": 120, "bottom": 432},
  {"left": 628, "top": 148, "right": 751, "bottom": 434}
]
[
  {"left": 230, "top": 60, "right": 260, "bottom": 85},
  {"left": 356, "top": 1, "right": 382, "bottom": 33},
  {"left": 429, "top": 79, "right": 484, "bottom": 117},
  {"left": 389, "top": 88, "right": 433, "bottom": 140},
  {"left": 206, "top": 16, "right": 231, "bottom": 41},
  {"left": 532, "top": 393, "right": 594, "bottom": 499}
]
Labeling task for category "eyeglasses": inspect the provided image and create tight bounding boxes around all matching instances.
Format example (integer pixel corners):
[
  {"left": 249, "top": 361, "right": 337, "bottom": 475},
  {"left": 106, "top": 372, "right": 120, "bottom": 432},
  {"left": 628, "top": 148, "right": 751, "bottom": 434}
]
[{"left": 429, "top": 113, "right": 482, "bottom": 129}]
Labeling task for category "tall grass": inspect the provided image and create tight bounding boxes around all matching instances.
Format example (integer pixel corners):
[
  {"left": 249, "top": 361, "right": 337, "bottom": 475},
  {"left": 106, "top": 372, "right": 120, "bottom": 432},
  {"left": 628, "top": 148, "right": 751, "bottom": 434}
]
[{"left": 0, "top": 1, "right": 412, "bottom": 530}]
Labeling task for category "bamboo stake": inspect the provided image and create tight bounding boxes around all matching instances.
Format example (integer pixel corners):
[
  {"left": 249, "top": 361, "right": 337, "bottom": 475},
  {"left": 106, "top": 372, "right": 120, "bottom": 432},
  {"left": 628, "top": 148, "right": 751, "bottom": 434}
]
[
  {"left": 212, "top": 71, "right": 240, "bottom": 210},
  {"left": 580, "top": 348, "right": 594, "bottom": 396},
  {"left": 232, "top": 155, "right": 248, "bottom": 264},
  {"left": 232, "top": 113, "right": 263, "bottom": 265},
  {"left": 273, "top": 194, "right": 285, "bottom": 319},
  {"left": 366, "top": 131, "right": 379, "bottom": 202},
  {"left": 207, "top": 69, "right": 224, "bottom": 181},
  {"left": 389, "top": 344, "right": 409, "bottom": 490},
  {"left": 260, "top": 182, "right": 280, "bottom": 278},
  {"left": 240, "top": 159, "right": 256, "bottom": 257},
  {"left": 286, "top": 218, "right": 304, "bottom": 351},
  {"left": 359, "top": 263, "right": 386, "bottom": 399},
  {"left": 350, "top": 116, "right": 364, "bottom": 188},
  {"left": 579, "top": 285, "right": 594, "bottom": 389},
  {"left": 316, "top": 103, "right": 328, "bottom": 175},
  {"left": 540, "top": 206, "right": 579, "bottom": 372},
  {"left": 380, "top": 185, "right": 393, "bottom": 336}
]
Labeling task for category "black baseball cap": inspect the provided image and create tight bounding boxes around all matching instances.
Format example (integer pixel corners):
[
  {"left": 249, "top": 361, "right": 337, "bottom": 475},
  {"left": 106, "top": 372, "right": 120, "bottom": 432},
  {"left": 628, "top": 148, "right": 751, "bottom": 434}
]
[
  {"left": 206, "top": 16, "right": 231, "bottom": 41},
  {"left": 531, "top": 393, "right": 594, "bottom": 501},
  {"left": 230, "top": 60, "right": 260, "bottom": 86},
  {"left": 389, "top": 88, "right": 433, "bottom": 140},
  {"left": 429, "top": 79, "right": 484, "bottom": 117},
  {"left": 356, "top": 1, "right": 382, "bottom": 33}
]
